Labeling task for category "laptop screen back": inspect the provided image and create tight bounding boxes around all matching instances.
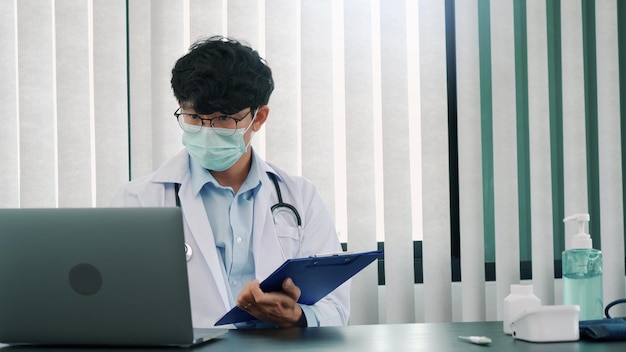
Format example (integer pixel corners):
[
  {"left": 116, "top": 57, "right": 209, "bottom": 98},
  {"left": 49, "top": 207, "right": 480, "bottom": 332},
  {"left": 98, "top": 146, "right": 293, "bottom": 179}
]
[{"left": 0, "top": 207, "right": 194, "bottom": 346}]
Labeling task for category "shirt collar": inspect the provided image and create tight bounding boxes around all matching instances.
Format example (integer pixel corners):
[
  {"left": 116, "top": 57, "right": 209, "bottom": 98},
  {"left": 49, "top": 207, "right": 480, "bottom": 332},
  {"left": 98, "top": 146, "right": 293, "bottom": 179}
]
[
  {"left": 188, "top": 150, "right": 262, "bottom": 196},
  {"left": 240, "top": 151, "right": 262, "bottom": 197}
]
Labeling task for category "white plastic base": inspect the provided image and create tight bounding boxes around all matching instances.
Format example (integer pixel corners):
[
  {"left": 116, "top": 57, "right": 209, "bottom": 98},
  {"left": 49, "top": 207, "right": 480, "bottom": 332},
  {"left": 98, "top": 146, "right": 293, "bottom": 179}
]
[{"left": 510, "top": 305, "right": 580, "bottom": 343}]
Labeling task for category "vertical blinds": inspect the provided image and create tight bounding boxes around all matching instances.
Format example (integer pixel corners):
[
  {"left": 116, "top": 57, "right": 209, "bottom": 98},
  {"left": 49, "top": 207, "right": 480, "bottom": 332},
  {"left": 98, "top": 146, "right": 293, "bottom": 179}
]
[{"left": 0, "top": 0, "right": 624, "bottom": 324}]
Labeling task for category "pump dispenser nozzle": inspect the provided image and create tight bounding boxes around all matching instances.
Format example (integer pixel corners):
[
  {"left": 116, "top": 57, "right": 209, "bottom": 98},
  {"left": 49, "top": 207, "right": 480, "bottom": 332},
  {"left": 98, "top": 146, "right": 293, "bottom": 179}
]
[{"left": 563, "top": 213, "right": 592, "bottom": 249}]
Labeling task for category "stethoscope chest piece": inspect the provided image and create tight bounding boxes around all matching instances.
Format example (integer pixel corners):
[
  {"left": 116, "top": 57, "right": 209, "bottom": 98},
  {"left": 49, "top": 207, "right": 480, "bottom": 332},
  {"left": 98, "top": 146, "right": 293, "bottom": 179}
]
[{"left": 184, "top": 243, "right": 193, "bottom": 261}]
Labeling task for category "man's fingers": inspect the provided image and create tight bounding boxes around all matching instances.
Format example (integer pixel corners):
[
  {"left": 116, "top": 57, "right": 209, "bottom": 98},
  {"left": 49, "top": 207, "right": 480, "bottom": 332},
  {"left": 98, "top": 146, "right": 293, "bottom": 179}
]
[
  {"left": 282, "top": 278, "right": 301, "bottom": 301},
  {"left": 237, "top": 280, "right": 260, "bottom": 309}
]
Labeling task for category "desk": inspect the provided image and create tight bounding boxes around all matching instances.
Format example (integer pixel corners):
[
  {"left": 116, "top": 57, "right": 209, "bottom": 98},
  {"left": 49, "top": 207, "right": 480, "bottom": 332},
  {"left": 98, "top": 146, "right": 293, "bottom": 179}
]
[{"left": 2, "top": 321, "right": 626, "bottom": 351}]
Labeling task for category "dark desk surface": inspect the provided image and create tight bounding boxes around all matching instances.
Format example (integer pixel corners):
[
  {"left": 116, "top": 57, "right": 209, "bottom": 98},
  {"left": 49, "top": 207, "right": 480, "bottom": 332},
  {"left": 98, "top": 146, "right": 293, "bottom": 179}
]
[{"left": 2, "top": 321, "right": 626, "bottom": 351}]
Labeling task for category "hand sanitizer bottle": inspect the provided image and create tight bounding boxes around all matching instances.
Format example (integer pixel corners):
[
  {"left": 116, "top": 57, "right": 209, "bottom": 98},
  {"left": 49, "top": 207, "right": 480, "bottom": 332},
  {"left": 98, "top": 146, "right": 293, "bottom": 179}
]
[{"left": 562, "top": 213, "right": 603, "bottom": 320}]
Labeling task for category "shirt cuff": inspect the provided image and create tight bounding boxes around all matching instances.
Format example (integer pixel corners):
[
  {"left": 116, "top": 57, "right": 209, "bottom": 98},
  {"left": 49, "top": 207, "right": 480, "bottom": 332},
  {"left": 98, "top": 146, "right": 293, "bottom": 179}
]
[{"left": 300, "top": 304, "right": 319, "bottom": 327}]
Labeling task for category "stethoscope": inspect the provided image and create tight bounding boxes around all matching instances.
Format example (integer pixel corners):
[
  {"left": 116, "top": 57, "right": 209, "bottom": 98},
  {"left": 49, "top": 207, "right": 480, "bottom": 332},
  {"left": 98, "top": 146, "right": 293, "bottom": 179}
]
[
  {"left": 267, "top": 172, "right": 303, "bottom": 259},
  {"left": 174, "top": 172, "right": 303, "bottom": 261},
  {"left": 174, "top": 184, "right": 195, "bottom": 261}
]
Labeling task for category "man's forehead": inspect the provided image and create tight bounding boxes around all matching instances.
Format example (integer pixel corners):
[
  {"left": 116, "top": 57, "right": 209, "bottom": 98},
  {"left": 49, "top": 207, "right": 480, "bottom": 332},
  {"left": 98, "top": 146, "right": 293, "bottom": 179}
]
[{"left": 180, "top": 101, "right": 210, "bottom": 114}]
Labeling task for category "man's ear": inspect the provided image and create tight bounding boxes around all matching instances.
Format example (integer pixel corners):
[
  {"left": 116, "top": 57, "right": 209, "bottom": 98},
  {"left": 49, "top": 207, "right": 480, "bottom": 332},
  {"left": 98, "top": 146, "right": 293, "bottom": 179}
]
[{"left": 252, "top": 105, "right": 269, "bottom": 131}]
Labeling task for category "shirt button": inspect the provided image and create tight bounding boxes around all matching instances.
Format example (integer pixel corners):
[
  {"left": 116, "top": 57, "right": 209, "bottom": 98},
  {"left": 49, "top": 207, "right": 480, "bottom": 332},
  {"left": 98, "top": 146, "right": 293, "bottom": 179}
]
[
  {"left": 236, "top": 237, "right": 242, "bottom": 244},
  {"left": 232, "top": 280, "right": 238, "bottom": 286}
]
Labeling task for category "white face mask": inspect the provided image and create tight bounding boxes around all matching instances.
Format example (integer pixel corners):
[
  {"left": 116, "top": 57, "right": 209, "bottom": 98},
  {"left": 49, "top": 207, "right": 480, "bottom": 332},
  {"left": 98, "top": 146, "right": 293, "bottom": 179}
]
[{"left": 182, "top": 119, "right": 255, "bottom": 171}]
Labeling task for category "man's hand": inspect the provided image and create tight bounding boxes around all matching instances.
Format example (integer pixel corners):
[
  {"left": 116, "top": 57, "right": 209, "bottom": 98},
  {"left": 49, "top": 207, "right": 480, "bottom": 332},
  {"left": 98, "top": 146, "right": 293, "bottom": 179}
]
[{"left": 237, "top": 278, "right": 307, "bottom": 328}]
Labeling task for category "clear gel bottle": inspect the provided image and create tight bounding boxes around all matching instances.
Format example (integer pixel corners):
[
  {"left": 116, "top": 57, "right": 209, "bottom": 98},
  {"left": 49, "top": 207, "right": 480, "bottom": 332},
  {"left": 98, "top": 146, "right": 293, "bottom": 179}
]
[{"left": 562, "top": 213, "right": 603, "bottom": 320}]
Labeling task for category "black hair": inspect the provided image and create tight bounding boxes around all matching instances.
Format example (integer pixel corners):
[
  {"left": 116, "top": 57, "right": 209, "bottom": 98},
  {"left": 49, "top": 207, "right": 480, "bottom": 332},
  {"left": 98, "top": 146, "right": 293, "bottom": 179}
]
[{"left": 170, "top": 35, "right": 274, "bottom": 115}]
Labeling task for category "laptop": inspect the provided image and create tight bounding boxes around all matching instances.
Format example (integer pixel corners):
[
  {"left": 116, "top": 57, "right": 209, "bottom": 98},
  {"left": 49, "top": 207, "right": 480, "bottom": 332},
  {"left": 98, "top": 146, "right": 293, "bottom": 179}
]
[{"left": 0, "top": 207, "right": 227, "bottom": 347}]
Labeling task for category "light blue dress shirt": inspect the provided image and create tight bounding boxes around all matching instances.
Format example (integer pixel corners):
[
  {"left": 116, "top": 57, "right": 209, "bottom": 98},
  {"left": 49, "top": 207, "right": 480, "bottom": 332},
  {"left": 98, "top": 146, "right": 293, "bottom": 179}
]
[{"left": 188, "top": 155, "right": 261, "bottom": 308}]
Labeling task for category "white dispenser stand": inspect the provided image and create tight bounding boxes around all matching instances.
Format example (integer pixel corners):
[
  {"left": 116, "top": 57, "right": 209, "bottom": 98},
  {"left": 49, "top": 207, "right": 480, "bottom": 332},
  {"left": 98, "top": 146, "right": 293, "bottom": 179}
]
[{"left": 502, "top": 284, "right": 541, "bottom": 334}]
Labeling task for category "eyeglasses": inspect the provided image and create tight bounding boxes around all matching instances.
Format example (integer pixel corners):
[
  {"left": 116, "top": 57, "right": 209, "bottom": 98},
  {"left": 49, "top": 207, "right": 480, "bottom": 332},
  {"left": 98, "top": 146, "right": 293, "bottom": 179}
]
[{"left": 174, "top": 108, "right": 254, "bottom": 136}]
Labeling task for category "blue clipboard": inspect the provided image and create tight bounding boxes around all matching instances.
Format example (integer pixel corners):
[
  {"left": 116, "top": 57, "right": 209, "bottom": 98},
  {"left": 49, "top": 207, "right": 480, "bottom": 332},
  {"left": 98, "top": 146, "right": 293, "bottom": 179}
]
[{"left": 214, "top": 250, "right": 383, "bottom": 326}]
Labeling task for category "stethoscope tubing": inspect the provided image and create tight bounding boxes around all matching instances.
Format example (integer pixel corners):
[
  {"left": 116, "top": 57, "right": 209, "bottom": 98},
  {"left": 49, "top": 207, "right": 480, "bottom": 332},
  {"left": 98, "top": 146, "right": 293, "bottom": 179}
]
[
  {"left": 267, "top": 172, "right": 302, "bottom": 227},
  {"left": 175, "top": 172, "right": 303, "bottom": 261}
]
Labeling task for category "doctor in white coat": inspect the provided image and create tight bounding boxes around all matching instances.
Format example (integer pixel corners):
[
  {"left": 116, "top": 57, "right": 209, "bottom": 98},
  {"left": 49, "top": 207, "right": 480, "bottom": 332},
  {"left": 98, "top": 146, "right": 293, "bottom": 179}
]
[{"left": 111, "top": 36, "right": 349, "bottom": 329}]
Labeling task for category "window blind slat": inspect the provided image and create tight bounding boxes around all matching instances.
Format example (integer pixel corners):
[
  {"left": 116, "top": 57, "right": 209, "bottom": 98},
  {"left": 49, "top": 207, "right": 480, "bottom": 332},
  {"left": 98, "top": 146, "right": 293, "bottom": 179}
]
[
  {"left": 491, "top": 0, "right": 521, "bottom": 320},
  {"left": 264, "top": 1, "right": 301, "bottom": 174},
  {"left": 0, "top": 0, "right": 20, "bottom": 208},
  {"left": 189, "top": 0, "right": 225, "bottom": 42},
  {"left": 456, "top": 0, "right": 487, "bottom": 322},
  {"left": 93, "top": 0, "right": 132, "bottom": 205},
  {"left": 144, "top": 1, "right": 186, "bottom": 170},
  {"left": 301, "top": 0, "right": 336, "bottom": 216},
  {"left": 344, "top": 0, "right": 381, "bottom": 325},
  {"left": 128, "top": 0, "right": 157, "bottom": 179},
  {"left": 527, "top": 0, "right": 556, "bottom": 307},
  {"left": 419, "top": 0, "right": 452, "bottom": 323},
  {"left": 380, "top": 0, "right": 415, "bottom": 324},
  {"left": 17, "top": 0, "right": 57, "bottom": 207},
  {"left": 596, "top": 0, "right": 625, "bottom": 317},
  {"left": 561, "top": 0, "right": 589, "bottom": 220},
  {"left": 56, "top": 0, "right": 93, "bottom": 207}
]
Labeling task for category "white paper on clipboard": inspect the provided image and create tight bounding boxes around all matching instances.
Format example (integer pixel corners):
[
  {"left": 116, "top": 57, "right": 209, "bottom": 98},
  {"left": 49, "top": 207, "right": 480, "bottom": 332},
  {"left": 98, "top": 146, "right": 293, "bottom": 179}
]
[{"left": 214, "top": 249, "right": 383, "bottom": 326}]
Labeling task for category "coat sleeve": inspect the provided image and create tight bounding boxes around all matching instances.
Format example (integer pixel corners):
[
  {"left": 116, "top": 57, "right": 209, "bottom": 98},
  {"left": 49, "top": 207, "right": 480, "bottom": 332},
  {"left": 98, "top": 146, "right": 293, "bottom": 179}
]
[
  {"left": 293, "top": 177, "right": 351, "bottom": 326},
  {"left": 109, "top": 175, "right": 174, "bottom": 207},
  {"left": 109, "top": 175, "right": 150, "bottom": 207}
]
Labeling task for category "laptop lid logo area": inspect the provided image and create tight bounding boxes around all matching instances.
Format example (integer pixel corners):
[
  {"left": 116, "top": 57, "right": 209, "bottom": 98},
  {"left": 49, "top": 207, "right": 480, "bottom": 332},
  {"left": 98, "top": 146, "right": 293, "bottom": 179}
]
[
  {"left": 0, "top": 207, "right": 226, "bottom": 347},
  {"left": 68, "top": 263, "right": 102, "bottom": 296}
]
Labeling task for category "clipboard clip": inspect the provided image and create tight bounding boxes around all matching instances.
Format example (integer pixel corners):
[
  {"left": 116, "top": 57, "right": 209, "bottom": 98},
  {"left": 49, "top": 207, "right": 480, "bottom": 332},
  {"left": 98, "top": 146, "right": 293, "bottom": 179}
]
[{"left": 309, "top": 251, "right": 352, "bottom": 258}]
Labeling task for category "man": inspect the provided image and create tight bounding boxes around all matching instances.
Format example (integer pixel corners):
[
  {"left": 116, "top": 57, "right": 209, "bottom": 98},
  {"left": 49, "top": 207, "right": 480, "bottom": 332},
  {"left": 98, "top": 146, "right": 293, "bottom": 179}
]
[{"left": 111, "top": 36, "right": 349, "bottom": 328}]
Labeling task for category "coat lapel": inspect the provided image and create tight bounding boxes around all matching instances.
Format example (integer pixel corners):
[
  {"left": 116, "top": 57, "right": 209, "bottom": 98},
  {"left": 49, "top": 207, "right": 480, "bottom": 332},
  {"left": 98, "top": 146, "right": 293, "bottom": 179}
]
[
  {"left": 252, "top": 171, "right": 288, "bottom": 281},
  {"left": 178, "top": 179, "right": 230, "bottom": 310}
]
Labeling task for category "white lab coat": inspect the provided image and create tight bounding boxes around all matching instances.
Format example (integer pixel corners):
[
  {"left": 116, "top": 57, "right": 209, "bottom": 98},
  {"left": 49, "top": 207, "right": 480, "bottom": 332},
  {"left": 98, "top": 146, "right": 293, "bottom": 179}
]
[{"left": 110, "top": 149, "right": 350, "bottom": 328}]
